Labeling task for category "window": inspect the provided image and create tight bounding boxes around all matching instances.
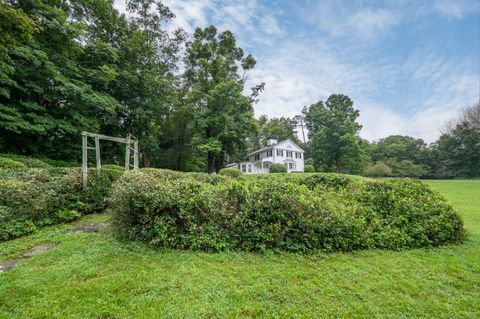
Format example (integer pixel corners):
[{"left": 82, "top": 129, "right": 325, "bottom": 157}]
[
  {"left": 296, "top": 152, "right": 302, "bottom": 159},
  {"left": 286, "top": 151, "right": 293, "bottom": 158},
  {"left": 288, "top": 163, "right": 294, "bottom": 170},
  {"left": 254, "top": 154, "right": 260, "bottom": 161},
  {"left": 267, "top": 149, "right": 272, "bottom": 157},
  {"left": 241, "top": 164, "right": 246, "bottom": 173},
  {"left": 248, "top": 165, "right": 252, "bottom": 173},
  {"left": 276, "top": 149, "right": 283, "bottom": 156}
]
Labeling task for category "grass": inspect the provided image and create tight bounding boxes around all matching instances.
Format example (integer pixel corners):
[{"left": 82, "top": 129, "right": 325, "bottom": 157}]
[{"left": 0, "top": 180, "right": 479, "bottom": 318}]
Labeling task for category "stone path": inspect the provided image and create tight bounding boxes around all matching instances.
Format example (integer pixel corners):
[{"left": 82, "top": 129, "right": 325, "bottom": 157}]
[
  {"left": 0, "top": 222, "right": 109, "bottom": 273},
  {"left": 0, "top": 243, "right": 58, "bottom": 273},
  {"left": 65, "top": 222, "right": 109, "bottom": 234}
]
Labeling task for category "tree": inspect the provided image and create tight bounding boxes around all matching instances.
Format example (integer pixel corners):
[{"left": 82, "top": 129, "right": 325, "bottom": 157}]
[
  {"left": 443, "top": 103, "right": 480, "bottom": 133},
  {"left": 435, "top": 122, "right": 480, "bottom": 177},
  {"left": 258, "top": 116, "right": 300, "bottom": 146},
  {"left": 183, "top": 26, "right": 262, "bottom": 173},
  {"left": 0, "top": 0, "right": 183, "bottom": 165},
  {"left": 371, "top": 135, "right": 429, "bottom": 163},
  {"left": 369, "top": 135, "right": 431, "bottom": 176},
  {"left": 432, "top": 103, "right": 480, "bottom": 178},
  {"left": 363, "top": 161, "right": 393, "bottom": 177},
  {"left": 304, "top": 94, "right": 364, "bottom": 173},
  {"left": 386, "top": 159, "right": 427, "bottom": 177}
]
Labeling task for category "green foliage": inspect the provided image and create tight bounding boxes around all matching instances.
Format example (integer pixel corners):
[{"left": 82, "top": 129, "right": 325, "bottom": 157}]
[
  {"left": 0, "top": 157, "right": 27, "bottom": 169},
  {"left": 369, "top": 135, "right": 431, "bottom": 177},
  {"left": 39, "top": 158, "right": 79, "bottom": 168},
  {"left": 435, "top": 122, "right": 480, "bottom": 178},
  {"left": 350, "top": 179, "right": 465, "bottom": 248},
  {"left": 0, "top": 169, "right": 80, "bottom": 239},
  {"left": 80, "top": 169, "right": 124, "bottom": 214},
  {"left": 386, "top": 159, "right": 427, "bottom": 177},
  {"left": 110, "top": 170, "right": 465, "bottom": 253},
  {"left": 248, "top": 116, "right": 301, "bottom": 150},
  {"left": 102, "top": 164, "right": 125, "bottom": 171},
  {"left": 218, "top": 167, "right": 242, "bottom": 178},
  {"left": 269, "top": 163, "right": 287, "bottom": 173},
  {"left": 281, "top": 173, "right": 357, "bottom": 190},
  {"left": 0, "top": 167, "right": 123, "bottom": 240},
  {"left": 363, "top": 161, "right": 393, "bottom": 177},
  {"left": 1, "top": 154, "right": 51, "bottom": 168},
  {"left": 304, "top": 164, "right": 315, "bottom": 173},
  {"left": 0, "top": 181, "right": 478, "bottom": 319},
  {"left": 184, "top": 26, "right": 261, "bottom": 173},
  {"left": 304, "top": 94, "right": 367, "bottom": 173}
]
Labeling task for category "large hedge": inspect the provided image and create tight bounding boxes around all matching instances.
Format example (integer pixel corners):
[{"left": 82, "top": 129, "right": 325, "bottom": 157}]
[
  {"left": 109, "top": 170, "right": 465, "bottom": 253},
  {"left": 0, "top": 167, "right": 123, "bottom": 240}
]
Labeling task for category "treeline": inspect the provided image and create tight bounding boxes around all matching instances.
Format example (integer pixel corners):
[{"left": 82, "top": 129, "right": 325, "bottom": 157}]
[
  {"left": 0, "top": 0, "right": 264, "bottom": 173},
  {"left": 302, "top": 97, "right": 479, "bottom": 178},
  {"left": 0, "top": 1, "right": 478, "bottom": 178}
]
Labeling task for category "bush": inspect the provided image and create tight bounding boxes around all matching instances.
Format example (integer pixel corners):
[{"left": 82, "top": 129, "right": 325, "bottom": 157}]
[
  {"left": 0, "top": 167, "right": 124, "bottom": 240},
  {"left": 102, "top": 164, "right": 125, "bottom": 171},
  {"left": 304, "top": 164, "right": 315, "bottom": 173},
  {"left": 0, "top": 169, "right": 81, "bottom": 239},
  {"left": 109, "top": 170, "right": 465, "bottom": 253},
  {"left": 269, "top": 163, "right": 287, "bottom": 173},
  {"left": 218, "top": 167, "right": 242, "bottom": 178},
  {"left": 363, "top": 161, "right": 393, "bottom": 177},
  {"left": 0, "top": 157, "right": 28, "bottom": 170},
  {"left": 40, "top": 158, "right": 79, "bottom": 167},
  {"left": 348, "top": 179, "right": 465, "bottom": 248},
  {"left": 80, "top": 168, "right": 124, "bottom": 214},
  {"left": 1, "top": 154, "right": 52, "bottom": 168}
]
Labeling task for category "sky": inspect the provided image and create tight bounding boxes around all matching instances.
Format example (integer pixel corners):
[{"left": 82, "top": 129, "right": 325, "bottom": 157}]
[{"left": 114, "top": 0, "right": 480, "bottom": 143}]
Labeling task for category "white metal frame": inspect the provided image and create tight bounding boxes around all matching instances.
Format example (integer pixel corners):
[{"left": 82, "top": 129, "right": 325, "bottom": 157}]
[{"left": 81, "top": 131, "right": 138, "bottom": 187}]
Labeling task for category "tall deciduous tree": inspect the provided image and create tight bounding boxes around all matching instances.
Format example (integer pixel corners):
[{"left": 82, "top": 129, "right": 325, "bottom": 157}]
[
  {"left": 184, "top": 26, "right": 261, "bottom": 173},
  {"left": 304, "top": 94, "right": 367, "bottom": 173}
]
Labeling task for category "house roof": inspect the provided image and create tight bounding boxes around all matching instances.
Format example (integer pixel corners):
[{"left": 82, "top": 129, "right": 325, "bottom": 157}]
[{"left": 246, "top": 139, "right": 304, "bottom": 156}]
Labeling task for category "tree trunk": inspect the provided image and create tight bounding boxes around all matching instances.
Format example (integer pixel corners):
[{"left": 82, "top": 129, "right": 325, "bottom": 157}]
[
  {"left": 214, "top": 152, "right": 225, "bottom": 172},
  {"left": 207, "top": 151, "right": 215, "bottom": 173}
]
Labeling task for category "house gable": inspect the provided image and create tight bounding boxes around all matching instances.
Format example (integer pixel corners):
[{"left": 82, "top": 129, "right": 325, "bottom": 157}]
[{"left": 274, "top": 139, "right": 304, "bottom": 153}]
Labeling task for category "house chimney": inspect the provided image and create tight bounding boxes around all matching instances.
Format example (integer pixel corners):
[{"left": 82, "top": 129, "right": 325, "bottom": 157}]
[{"left": 267, "top": 138, "right": 278, "bottom": 146}]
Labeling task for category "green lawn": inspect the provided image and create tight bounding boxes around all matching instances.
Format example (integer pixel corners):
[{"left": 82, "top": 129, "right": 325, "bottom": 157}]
[{"left": 0, "top": 180, "right": 479, "bottom": 318}]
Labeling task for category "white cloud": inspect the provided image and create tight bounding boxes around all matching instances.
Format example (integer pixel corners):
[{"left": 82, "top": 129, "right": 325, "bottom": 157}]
[
  {"left": 348, "top": 9, "right": 399, "bottom": 40},
  {"left": 433, "top": 0, "right": 479, "bottom": 19},
  {"left": 113, "top": 0, "right": 479, "bottom": 143},
  {"left": 303, "top": 1, "right": 400, "bottom": 40}
]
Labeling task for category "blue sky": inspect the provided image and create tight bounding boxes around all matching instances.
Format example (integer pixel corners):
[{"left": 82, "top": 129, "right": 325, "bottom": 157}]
[{"left": 115, "top": 0, "right": 479, "bottom": 142}]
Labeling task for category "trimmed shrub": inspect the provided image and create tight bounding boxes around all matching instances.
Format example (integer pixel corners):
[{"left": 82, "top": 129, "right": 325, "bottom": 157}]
[
  {"left": 218, "top": 167, "right": 242, "bottom": 178},
  {"left": 348, "top": 179, "right": 465, "bottom": 248},
  {"left": 80, "top": 168, "right": 124, "bottom": 214},
  {"left": 363, "top": 161, "right": 393, "bottom": 177},
  {"left": 1, "top": 154, "right": 52, "bottom": 168},
  {"left": 102, "top": 164, "right": 125, "bottom": 171},
  {"left": 304, "top": 164, "right": 315, "bottom": 173},
  {"left": 0, "top": 157, "right": 27, "bottom": 170},
  {"left": 0, "top": 167, "right": 124, "bottom": 240},
  {"left": 109, "top": 170, "right": 465, "bottom": 253},
  {"left": 0, "top": 169, "right": 81, "bottom": 239},
  {"left": 39, "top": 158, "right": 79, "bottom": 167},
  {"left": 269, "top": 163, "right": 287, "bottom": 173}
]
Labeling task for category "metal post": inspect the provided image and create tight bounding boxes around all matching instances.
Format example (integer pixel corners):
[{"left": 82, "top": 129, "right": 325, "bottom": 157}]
[
  {"left": 95, "top": 136, "right": 101, "bottom": 175},
  {"left": 125, "top": 134, "right": 131, "bottom": 172},
  {"left": 133, "top": 141, "right": 139, "bottom": 169},
  {"left": 82, "top": 133, "right": 88, "bottom": 188}
]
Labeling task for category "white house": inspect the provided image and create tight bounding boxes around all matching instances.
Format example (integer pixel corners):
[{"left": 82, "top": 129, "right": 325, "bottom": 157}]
[{"left": 226, "top": 138, "right": 305, "bottom": 174}]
